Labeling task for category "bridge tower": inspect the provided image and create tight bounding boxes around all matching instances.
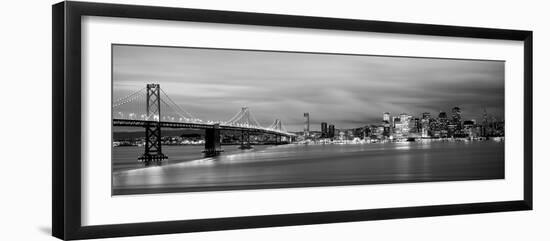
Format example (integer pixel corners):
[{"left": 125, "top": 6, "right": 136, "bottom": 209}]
[
  {"left": 303, "top": 112, "right": 310, "bottom": 137},
  {"left": 139, "top": 84, "right": 168, "bottom": 163},
  {"left": 274, "top": 119, "right": 282, "bottom": 144}
]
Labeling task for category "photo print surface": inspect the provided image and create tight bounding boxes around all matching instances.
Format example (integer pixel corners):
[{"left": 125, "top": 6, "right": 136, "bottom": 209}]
[{"left": 111, "top": 44, "right": 505, "bottom": 195}]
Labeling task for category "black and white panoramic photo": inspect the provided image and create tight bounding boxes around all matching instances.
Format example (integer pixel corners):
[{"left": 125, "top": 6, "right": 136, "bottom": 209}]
[{"left": 111, "top": 44, "right": 505, "bottom": 195}]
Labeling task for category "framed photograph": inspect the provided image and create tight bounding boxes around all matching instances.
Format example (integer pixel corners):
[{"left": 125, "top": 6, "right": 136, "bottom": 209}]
[{"left": 52, "top": 1, "right": 533, "bottom": 240}]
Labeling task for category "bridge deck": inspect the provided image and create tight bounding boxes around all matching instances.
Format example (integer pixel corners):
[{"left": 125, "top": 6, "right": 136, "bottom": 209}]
[{"left": 112, "top": 119, "right": 294, "bottom": 136}]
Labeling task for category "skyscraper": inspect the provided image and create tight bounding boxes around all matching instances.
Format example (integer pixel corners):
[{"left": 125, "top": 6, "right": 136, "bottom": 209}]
[
  {"left": 303, "top": 112, "right": 310, "bottom": 137},
  {"left": 383, "top": 121, "right": 391, "bottom": 137},
  {"left": 482, "top": 108, "right": 489, "bottom": 137},
  {"left": 383, "top": 112, "right": 390, "bottom": 122},
  {"left": 413, "top": 117, "right": 421, "bottom": 133},
  {"left": 451, "top": 106, "right": 462, "bottom": 126},
  {"left": 321, "top": 122, "right": 328, "bottom": 138},
  {"left": 421, "top": 113, "right": 430, "bottom": 137},
  {"left": 398, "top": 113, "right": 411, "bottom": 135},
  {"left": 328, "top": 124, "right": 335, "bottom": 138}
]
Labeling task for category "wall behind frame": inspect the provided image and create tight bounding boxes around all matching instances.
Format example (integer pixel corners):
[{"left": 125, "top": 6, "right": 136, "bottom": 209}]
[{"left": 0, "top": 0, "right": 547, "bottom": 241}]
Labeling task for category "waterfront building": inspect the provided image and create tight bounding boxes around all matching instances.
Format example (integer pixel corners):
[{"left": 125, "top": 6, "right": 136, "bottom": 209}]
[
  {"left": 370, "top": 125, "right": 385, "bottom": 140},
  {"left": 447, "top": 123, "right": 457, "bottom": 137},
  {"left": 309, "top": 131, "right": 322, "bottom": 139},
  {"left": 463, "top": 120, "right": 476, "bottom": 138},
  {"left": 409, "top": 117, "right": 421, "bottom": 134},
  {"left": 422, "top": 112, "right": 430, "bottom": 120},
  {"left": 353, "top": 127, "right": 366, "bottom": 139},
  {"left": 363, "top": 125, "right": 372, "bottom": 138},
  {"left": 346, "top": 130, "right": 354, "bottom": 140},
  {"left": 338, "top": 130, "right": 345, "bottom": 140},
  {"left": 494, "top": 121, "right": 505, "bottom": 136}
]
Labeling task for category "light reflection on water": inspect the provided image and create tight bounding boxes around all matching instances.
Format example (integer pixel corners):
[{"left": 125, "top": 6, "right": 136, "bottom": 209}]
[{"left": 112, "top": 141, "right": 504, "bottom": 195}]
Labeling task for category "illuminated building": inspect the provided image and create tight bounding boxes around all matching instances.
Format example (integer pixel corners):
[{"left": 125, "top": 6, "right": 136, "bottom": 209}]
[
  {"left": 421, "top": 118, "right": 430, "bottom": 138},
  {"left": 410, "top": 117, "right": 421, "bottom": 133},
  {"left": 422, "top": 112, "right": 430, "bottom": 120},
  {"left": 397, "top": 113, "right": 412, "bottom": 136},
  {"left": 383, "top": 112, "right": 390, "bottom": 122},
  {"left": 451, "top": 106, "right": 462, "bottom": 129},
  {"left": 463, "top": 120, "right": 476, "bottom": 137}
]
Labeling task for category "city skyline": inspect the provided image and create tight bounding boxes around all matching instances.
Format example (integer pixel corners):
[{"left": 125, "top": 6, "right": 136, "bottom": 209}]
[
  {"left": 299, "top": 107, "right": 502, "bottom": 133},
  {"left": 113, "top": 45, "right": 505, "bottom": 131}
]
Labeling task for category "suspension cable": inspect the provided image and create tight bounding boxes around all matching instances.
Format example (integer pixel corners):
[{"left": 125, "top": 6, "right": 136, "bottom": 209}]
[
  {"left": 112, "top": 90, "right": 146, "bottom": 108},
  {"left": 112, "top": 87, "right": 146, "bottom": 106},
  {"left": 159, "top": 88, "right": 197, "bottom": 119}
]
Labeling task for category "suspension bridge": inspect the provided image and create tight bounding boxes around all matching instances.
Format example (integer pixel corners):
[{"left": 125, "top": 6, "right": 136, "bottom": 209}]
[{"left": 113, "top": 84, "right": 295, "bottom": 163}]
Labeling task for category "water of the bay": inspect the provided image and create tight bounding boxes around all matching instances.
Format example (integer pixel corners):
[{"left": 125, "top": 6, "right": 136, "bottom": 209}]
[{"left": 112, "top": 141, "right": 504, "bottom": 195}]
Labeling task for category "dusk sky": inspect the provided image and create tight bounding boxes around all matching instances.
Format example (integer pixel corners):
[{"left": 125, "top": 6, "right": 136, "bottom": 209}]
[{"left": 113, "top": 45, "right": 504, "bottom": 131}]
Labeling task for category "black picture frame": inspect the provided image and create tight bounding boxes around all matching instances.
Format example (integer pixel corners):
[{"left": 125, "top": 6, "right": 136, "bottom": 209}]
[{"left": 52, "top": 1, "right": 533, "bottom": 240}]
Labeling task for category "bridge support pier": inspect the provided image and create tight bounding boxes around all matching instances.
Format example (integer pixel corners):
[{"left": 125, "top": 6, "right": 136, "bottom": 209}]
[
  {"left": 203, "top": 124, "right": 223, "bottom": 157},
  {"left": 240, "top": 131, "right": 252, "bottom": 149},
  {"left": 139, "top": 121, "right": 168, "bottom": 163}
]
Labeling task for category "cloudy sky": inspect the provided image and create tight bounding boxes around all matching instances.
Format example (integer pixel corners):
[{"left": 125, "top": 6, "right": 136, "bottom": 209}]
[{"left": 113, "top": 44, "right": 504, "bottom": 131}]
